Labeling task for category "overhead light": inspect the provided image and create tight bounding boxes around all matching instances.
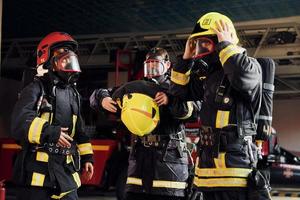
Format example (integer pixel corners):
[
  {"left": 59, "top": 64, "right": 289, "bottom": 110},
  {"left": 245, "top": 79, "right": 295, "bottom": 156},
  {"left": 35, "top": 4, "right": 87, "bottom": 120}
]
[{"left": 267, "top": 31, "right": 296, "bottom": 45}]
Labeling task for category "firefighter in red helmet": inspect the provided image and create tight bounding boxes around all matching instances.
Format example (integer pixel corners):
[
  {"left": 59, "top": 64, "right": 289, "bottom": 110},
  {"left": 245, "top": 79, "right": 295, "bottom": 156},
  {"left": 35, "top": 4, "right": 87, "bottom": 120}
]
[
  {"left": 170, "top": 12, "right": 271, "bottom": 200},
  {"left": 11, "top": 32, "right": 94, "bottom": 200}
]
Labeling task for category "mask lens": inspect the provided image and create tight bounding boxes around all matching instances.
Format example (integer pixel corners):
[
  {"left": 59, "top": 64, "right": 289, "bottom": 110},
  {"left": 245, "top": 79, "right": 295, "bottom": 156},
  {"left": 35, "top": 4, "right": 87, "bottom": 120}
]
[
  {"left": 54, "top": 51, "right": 81, "bottom": 72},
  {"left": 194, "top": 37, "right": 215, "bottom": 59},
  {"left": 144, "top": 59, "right": 165, "bottom": 78}
]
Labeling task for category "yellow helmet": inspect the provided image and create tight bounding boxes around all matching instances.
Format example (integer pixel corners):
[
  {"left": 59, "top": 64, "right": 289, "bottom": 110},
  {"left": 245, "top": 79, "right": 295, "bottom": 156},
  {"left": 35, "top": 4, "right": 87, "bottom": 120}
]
[
  {"left": 118, "top": 93, "right": 160, "bottom": 136},
  {"left": 190, "top": 12, "right": 239, "bottom": 45}
]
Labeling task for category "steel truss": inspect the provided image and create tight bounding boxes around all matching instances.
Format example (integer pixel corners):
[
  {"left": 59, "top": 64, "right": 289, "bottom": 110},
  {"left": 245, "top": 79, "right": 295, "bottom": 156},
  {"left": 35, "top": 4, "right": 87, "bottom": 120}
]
[{"left": 2, "top": 16, "right": 300, "bottom": 97}]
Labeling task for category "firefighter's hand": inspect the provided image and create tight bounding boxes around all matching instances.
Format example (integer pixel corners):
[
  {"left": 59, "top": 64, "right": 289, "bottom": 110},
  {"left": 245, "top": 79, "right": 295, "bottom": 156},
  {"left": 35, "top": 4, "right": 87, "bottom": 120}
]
[
  {"left": 101, "top": 97, "right": 117, "bottom": 113},
  {"left": 155, "top": 92, "right": 169, "bottom": 106},
  {"left": 57, "top": 128, "right": 73, "bottom": 148},
  {"left": 82, "top": 162, "right": 94, "bottom": 181},
  {"left": 183, "top": 38, "right": 196, "bottom": 59},
  {"left": 212, "top": 20, "right": 235, "bottom": 43}
]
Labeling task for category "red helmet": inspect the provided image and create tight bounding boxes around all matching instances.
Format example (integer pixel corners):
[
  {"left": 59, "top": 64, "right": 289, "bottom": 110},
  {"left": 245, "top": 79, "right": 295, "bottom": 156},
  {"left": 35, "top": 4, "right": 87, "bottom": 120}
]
[{"left": 36, "top": 32, "right": 78, "bottom": 66}]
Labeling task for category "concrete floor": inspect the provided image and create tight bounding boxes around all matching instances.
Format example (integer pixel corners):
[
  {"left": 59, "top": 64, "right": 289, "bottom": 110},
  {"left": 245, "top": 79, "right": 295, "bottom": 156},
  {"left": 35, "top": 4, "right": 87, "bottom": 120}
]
[{"left": 5, "top": 186, "right": 300, "bottom": 200}]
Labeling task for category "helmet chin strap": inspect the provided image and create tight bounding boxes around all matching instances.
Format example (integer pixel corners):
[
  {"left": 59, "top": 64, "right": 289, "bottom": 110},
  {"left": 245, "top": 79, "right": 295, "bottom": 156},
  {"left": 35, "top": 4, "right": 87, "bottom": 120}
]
[{"left": 36, "top": 64, "right": 49, "bottom": 77}]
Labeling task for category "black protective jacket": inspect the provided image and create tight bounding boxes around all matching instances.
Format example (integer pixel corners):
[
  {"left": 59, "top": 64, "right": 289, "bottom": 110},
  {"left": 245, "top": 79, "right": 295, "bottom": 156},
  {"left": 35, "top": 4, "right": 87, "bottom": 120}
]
[
  {"left": 90, "top": 78, "right": 200, "bottom": 197},
  {"left": 170, "top": 41, "right": 262, "bottom": 191},
  {"left": 11, "top": 76, "right": 93, "bottom": 196}
]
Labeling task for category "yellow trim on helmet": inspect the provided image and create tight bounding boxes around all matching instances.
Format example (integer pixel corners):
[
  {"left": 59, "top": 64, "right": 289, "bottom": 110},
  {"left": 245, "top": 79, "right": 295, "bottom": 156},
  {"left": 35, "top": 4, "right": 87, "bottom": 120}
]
[{"left": 171, "top": 69, "right": 191, "bottom": 86}]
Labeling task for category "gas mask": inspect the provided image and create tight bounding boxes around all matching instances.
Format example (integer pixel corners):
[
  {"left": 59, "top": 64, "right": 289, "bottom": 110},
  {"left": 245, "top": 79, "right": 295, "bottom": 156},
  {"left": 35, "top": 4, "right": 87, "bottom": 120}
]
[
  {"left": 144, "top": 59, "right": 170, "bottom": 78},
  {"left": 143, "top": 58, "right": 170, "bottom": 84},
  {"left": 51, "top": 49, "right": 81, "bottom": 84},
  {"left": 192, "top": 36, "right": 221, "bottom": 74}
]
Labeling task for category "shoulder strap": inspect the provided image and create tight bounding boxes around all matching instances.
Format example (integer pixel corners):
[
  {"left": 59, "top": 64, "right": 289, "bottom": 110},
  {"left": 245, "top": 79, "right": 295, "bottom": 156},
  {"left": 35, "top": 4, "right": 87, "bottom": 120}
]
[
  {"left": 34, "top": 77, "right": 46, "bottom": 114},
  {"left": 71, "top": 85, "right": 81, "bottom": 115}
]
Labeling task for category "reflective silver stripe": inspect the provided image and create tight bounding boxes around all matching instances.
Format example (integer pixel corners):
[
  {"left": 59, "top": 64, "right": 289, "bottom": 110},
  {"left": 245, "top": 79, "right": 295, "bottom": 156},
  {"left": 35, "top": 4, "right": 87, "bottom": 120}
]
[
  {"left": 126, "top": 177, "right": 187, "bottom": 189},
  {"left": 178, "top": 101, "right": 193, "bottom": 119},
  {"left": 263, "top": 83, "right": 274, "bottom": 91},
  {"left": 257, "top": 115, "right": 272, "bottom": 121},
  {"left": 28, "top": 117, "right": 47, "bottom": 144}
]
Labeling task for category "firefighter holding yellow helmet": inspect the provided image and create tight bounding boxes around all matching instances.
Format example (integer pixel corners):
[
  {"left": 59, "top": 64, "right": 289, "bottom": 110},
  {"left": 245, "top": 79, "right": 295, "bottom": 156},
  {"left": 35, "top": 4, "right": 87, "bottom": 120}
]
[
  {"left": 170, "top": 12, "right": 271, "bottom": 200},
  {"left": 90, "top": 47, "right": 200, "bottom": 200}
]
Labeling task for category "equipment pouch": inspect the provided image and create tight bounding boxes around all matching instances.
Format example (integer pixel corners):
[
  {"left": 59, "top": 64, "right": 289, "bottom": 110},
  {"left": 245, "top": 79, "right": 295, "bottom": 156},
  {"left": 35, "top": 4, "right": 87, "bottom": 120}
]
[
  {"left": 162, "top": 140, "right": 188, "bottom": 164},
  {"left": 247, "top": 169, "right": 272, "bottom": 200}
]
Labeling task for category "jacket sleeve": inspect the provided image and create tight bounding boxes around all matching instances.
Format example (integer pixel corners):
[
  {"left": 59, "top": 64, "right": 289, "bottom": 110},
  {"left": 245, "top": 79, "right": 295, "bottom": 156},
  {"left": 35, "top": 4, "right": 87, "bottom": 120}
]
[
  {"left": 169, "top": 58, "right": 205, "bottom": 101},
  {"left": 74, "top": 115, "right": 94, "bottom": 165},
  {"left": 11, "top": 82, "right": 61, "bottom": 145},
  {"left": 216, "top": 41, "right": 261, "bottom": 99},
  {"left": 89, "top": 88, "right": 115, "bottom": 111},
  {"left": 167, "top": 95, "right": 201, "bottom": 121}
]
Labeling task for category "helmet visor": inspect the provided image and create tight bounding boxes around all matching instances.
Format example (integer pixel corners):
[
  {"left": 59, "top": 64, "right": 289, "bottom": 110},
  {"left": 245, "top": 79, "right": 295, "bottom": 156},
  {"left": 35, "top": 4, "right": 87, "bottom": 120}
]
[
  {"left": 143, "top": 59, "right": 167, "bottom": 78},
  {"left": 193, "top": 37, "right": 215, "bottom": 59},
  {"left": 53, "top": 51, "right": 81, "bottom": 72}
]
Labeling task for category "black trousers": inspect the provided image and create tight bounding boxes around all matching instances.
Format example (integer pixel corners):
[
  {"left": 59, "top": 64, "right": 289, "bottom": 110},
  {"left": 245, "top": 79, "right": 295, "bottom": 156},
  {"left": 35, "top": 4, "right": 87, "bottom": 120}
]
[
  {"left": 202, "top": 190, "right": 247, "bottom": 200},
  {"left": 125, "top": 192, "right": 185, "bottom": 200},
  {"left": 16, "top": 186, "right": 78, "bottom": 200}
]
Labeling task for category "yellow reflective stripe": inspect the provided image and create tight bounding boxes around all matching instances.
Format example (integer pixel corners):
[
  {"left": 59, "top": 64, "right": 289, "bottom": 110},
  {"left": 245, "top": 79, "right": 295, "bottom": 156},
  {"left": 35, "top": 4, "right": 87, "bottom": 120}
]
[
  {"left": 152, "top": 180, "right": 187, "bottom": 189},
  {"left": 78, "top": 143, "right": 93, "bottom": 155},
  {"left": 28, "top": 117, "right": 47, "bottom": 144},
  {"left": 214, "top": 153, "right": 226, "bottom": 168},
  {"left": 36, "top": 151, "right": 49, "bottom": 162},
  {"left": 51, "top": 190, "right": 73, "bottom": 199},
  {"left": 178, "top": 101, "right": 193, "bottom": 120},
  {"left": 92, "top": 145, "right": 110, "bottom": 151},
  {"left": 219, "top": 44, "right": 244, "bottom": 65},
  {"left": 40, "top": 112, "right": 50, "bottom": 121},
  {"left": 66, "top": 155, "right": 72, "bottom": 164},
  {"left": 171, "top": 69, "right": 191, "bottom": 85},
  {"left": 50, "top": 112, "right": 53, "bottom": 124},
  {"left": 126, "top": 177, "right": 187, "bottom": 189},
  {"left": 71, "top": 115, "right": 77, "bottom": 138},
  {"left": 72, "top": 172, "right": 81, "bottom": 188},
  {"left": 215, "top": 110, "right": 229, "bottom": 129},
  {"left": 2, "top": 144, "right": 21, "bottom": 150},
  {"left": 31, "top": 172, "right": 45, "bottom": 186},
  {"left": 194, "top": 177, "right": 247, "bottom": 187},
  {"left": 127, "top": 177, "right": 142, "bottom": 185},
  {"left": 195, "top": 167, "right": 251, "bottom": 177}
]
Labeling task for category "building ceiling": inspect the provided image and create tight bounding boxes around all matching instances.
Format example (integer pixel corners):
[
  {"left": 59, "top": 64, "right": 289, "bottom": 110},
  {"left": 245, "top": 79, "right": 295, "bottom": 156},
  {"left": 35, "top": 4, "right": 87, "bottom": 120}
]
[
  {"left": 2, "top": 0, "right": 300, "bottom": 98},
  {"left": 3, "top": 0, "right": 300, "bottom": 38}
]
